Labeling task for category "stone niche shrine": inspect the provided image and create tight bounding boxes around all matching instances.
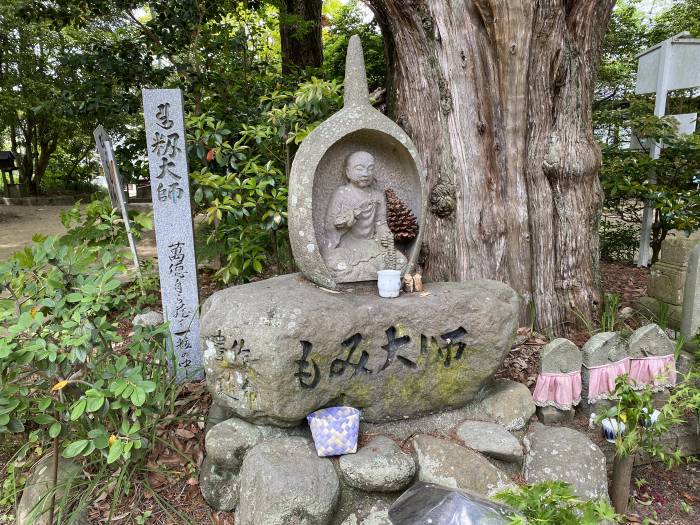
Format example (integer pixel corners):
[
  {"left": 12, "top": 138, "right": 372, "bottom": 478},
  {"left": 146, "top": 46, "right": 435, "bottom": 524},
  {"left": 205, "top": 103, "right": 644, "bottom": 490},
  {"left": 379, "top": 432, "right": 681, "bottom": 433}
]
[
  {"left": 287, "top": 35, "right": 425, "bottom": 288},
  {"left": 198, "top": 37, "right": 524, "bottom": 524}
]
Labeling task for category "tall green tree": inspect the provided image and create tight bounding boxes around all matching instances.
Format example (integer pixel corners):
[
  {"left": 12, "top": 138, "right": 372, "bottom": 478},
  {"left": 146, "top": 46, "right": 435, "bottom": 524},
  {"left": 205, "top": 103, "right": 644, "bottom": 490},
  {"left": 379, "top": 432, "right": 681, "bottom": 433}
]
[
  {"left": 594, "top": 0, "right": 700, "bottom": 264},
  {"left": 280, "top": 0, "right": 323, "bottom": 74},
  {"left": 323, "top": 0, "right": 385, "bottom": 92},
  {"left": 0, "top": 0, "right": 158, "bottom": 194},
  {"left": 0, "top": 9, "right": 64, "bottom": 194}
]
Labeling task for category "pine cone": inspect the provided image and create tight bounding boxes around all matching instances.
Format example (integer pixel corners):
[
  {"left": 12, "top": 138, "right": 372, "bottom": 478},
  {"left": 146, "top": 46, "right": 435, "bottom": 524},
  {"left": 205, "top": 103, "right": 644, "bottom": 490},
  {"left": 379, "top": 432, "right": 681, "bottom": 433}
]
[{"left": 385, "top": 188, "right": 418, "bottom": 242}]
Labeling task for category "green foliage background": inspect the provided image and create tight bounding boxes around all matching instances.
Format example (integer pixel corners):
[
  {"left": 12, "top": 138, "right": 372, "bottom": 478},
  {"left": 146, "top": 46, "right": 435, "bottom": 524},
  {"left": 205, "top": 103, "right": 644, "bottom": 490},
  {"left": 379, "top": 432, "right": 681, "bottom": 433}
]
[{"left": 595, "top": 0, "right": 700, "bottom": 264}]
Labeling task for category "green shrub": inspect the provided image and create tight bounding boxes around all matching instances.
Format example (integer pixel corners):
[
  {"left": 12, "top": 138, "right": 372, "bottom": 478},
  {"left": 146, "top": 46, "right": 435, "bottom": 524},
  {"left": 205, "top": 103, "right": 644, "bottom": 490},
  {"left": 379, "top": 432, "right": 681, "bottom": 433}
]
[
  {"left": 598, "top": 370, "right": 697, "bottom": 513},
  {"left": 0, "top": 236, "right": 177, "bottom": 521},
  {"left": 189, "top": 77, "right": 342, "bottom": 283},
  {"left": 60, "top": 197, "right": 152, "bottom": 248},
  {"left": 599, "top": 101, "right": 700, "bottom": 265},
  {"left": 599, "top": 374, "right": 688, "bottom": 461},
  {"left": 494, "top": 481, "right": 620, "bottom": 524},
  {"left": 600, "top": 220, "right": 639, "bottom": 263}
]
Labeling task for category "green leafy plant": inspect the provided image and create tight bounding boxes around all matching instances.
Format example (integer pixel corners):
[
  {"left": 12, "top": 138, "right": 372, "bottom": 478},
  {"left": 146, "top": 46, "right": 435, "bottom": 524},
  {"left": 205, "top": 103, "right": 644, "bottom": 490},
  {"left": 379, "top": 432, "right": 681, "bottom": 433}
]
[
  {"left": 60, "top": 197, "right": 153, "bottom": 248},
  {"left": 188, "top": 77, "right": 342, "bottom": 283},
  {"left": 135, "top": 509, "right": 153, "bottom": 524},
  {"left": 597, "top": 370, "right": 696, "bottom": 513},
  {"left": 600, "top": 220, "right": 639, "bottom": 263},
  {"left": 0, "top": 235, "right": 177, "bottom": 522},
  {"left": 0, "top": 460, "right": 25, "bottom": 511},
  {"left": 494, "top": 481, "right": 620, "bottom": 524},
  {"left": 598, "top": 100, "right": 700, "bottom": 265},
  {"left": 600, "top": 293, "right": 621, "bottom": 332}
]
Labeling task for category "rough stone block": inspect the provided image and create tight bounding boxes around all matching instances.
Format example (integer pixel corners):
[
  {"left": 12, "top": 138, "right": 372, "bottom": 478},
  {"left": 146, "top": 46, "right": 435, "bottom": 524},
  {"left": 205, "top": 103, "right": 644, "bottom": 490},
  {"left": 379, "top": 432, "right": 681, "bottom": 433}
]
[
  {"left": 361, "top": 378, "right": 536, "bottom": 441},
  {"left": 539, "top": 338, "right": 581, "bottom": 373},
  {"left": 237, "top": 437, "right": 339, "bottom": 525},
  {"left": 681, "top": 244, "right": 700, "bottom": 340},
  {"left": 199, "top": 456, "right": 240, "bottom": 512},
  {"left": 536, "top": 406, "right": 574, "bottom": 425},
  {"left": 581, "top": 332, "right": 628, "bottom": 407},
  {"left": 658, "top": 234, "right": 700, "bottom": 267},
  {"left": 628, "top": 323, "right": 675, "bottom": 358},
  {"left": 338, "top": 502, "right": 392, "bottom": 525},
  {"left": 523, "top": 426, "right": 608, "bottom": 501},
  {"left": 17, "top": 455, "right": 86, "bottom": 525},
  {"left": 205, "top": 417, "right": 303, "bottom": 470},
  {"left": 201, "top": 274, "right": 519, "bottom": 426},
  {"left": 582, "top": 333, "right": 628, "bottom": 368},
  {"left": 332, "top": 488, "right": 396, "bottom": 525},
  {"left": 410, "top": 435, "right": 514, "bottom": 496},
  {"left": 472, "top": 380, "right": 536, "bottom": 431},
  {"left": 338, "top": 436, "right": 415, "bottom": 492},
  {"left": 648, "top": 261, "right": 686, "bottom": 306},
  {"left": 132, "top": 310, "right": 163, "bottom": 328},
  {"left": 455, "top": 420, "right": 523, "bottom": 463}
]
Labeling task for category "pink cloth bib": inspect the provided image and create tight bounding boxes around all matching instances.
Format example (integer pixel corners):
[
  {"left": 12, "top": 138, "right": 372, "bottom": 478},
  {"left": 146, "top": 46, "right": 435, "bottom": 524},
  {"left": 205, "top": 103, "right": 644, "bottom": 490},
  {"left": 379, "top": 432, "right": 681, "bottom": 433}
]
[
  {"left": 533, "top": 370, "right": 582, "bottom": 410},
  {"left": 629, "top": 354, "right": 676, "bottom": 389},
  {"left": 584, "top": 358, "right": 630, "bottom": 403}
]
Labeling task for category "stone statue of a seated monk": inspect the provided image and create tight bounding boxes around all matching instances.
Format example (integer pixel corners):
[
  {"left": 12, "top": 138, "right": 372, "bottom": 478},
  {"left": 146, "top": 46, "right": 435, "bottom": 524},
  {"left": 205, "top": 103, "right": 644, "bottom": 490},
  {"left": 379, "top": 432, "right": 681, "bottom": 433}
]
[{"left": 322, "top": 150, "right": 407, "bottom": 282}]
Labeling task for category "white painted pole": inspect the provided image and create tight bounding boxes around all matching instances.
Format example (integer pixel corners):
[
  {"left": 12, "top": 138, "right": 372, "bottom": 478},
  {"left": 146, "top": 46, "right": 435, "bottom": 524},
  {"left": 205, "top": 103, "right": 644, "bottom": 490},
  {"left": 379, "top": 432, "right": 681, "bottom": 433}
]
[{"left": 637, "top": 39, "right": 672, "bottom": 267}]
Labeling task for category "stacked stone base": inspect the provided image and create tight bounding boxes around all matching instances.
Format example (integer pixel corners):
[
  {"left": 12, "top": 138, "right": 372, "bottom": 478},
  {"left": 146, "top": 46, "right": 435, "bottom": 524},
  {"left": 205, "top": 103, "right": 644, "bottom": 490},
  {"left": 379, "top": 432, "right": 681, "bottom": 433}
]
[
  {"left": 199, "top": 379, "right": 614, "bottom": 524},
  {"left": 199, "top": 380, "right": 699, "bottom": 524}
]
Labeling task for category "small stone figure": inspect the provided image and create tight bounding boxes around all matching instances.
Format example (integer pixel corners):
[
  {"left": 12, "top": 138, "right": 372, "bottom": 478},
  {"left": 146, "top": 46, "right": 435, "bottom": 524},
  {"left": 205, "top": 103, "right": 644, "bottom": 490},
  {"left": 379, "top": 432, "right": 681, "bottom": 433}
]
[{"left": 324, "top": 151, "right": 407, "bottom": 281}]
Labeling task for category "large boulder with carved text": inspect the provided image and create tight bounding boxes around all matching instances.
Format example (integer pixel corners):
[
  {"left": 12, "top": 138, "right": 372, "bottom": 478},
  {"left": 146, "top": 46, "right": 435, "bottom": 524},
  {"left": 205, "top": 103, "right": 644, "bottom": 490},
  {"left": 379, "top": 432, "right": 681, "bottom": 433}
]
[{"left": 200, "top": 273, "right": 519, "bottom": 427}]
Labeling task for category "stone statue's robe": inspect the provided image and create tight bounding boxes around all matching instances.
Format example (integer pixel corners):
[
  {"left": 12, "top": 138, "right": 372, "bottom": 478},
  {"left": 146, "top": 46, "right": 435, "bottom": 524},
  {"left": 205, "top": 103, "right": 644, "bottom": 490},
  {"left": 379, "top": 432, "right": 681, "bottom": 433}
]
[{"left": 323, "top": 184, "right": 406, "bottom": 282}]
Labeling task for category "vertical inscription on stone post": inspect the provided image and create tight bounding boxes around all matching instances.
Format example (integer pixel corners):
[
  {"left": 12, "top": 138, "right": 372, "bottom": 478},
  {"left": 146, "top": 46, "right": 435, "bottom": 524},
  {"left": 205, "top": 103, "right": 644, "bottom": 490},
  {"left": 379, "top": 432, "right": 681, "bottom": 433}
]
[{"left": 142, "top": 89, "right": 201, "bottom": 381}]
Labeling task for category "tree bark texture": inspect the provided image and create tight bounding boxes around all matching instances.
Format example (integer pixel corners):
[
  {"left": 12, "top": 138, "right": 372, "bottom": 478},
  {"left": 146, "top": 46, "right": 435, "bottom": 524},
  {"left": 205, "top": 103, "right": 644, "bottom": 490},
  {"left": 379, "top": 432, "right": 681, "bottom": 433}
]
[
  {"left": 280, "top": 0, "right": 323, "bottom": 74},
  {"left": 15, "top": 112, "right": 57, "bottom": 196},
  {"left": 368, "top": 0, "right": 615, "bottom": 331}
]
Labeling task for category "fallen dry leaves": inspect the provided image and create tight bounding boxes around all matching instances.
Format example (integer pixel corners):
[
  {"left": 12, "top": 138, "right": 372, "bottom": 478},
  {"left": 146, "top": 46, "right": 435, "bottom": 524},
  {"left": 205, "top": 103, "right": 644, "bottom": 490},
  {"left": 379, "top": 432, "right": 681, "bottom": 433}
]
[{"left": 494, "top": 326, "right": 546, "bottom": 389}]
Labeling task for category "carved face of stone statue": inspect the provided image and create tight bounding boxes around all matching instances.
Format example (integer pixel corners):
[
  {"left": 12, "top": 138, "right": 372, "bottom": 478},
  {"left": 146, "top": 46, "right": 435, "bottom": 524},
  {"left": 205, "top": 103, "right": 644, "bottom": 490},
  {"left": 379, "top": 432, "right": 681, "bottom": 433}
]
[{"left": 345, "top": 151, "right": 375, "bottom": 188}]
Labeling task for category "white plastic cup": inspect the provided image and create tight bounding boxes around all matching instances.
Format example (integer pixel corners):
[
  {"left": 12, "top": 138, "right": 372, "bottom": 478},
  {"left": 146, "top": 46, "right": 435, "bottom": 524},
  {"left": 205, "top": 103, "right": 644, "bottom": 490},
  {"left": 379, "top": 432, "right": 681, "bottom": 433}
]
[{"left": 378, "top": 270, "right": 401, "bottom": 298}]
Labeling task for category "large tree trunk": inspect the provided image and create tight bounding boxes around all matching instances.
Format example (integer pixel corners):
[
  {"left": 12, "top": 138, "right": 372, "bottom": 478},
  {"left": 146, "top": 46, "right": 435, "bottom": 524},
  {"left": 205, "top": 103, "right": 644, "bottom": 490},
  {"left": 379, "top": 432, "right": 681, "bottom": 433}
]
[
  {"left": 280, "top": 0, "right": 323, "bottom": 74},
  {"left": 368, "top": 0, "right": 614, "bottom": 331},
  {"left": 14, "top": 113, "right": 56, "bottom": 196}
]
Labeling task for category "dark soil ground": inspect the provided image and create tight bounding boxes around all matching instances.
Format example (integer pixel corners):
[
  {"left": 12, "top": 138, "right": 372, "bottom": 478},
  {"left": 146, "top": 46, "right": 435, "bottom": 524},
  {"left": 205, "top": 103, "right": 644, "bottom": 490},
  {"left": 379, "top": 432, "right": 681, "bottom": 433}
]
[{"left": 1, "top": 260, "right": 697, "bottom": 525}]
